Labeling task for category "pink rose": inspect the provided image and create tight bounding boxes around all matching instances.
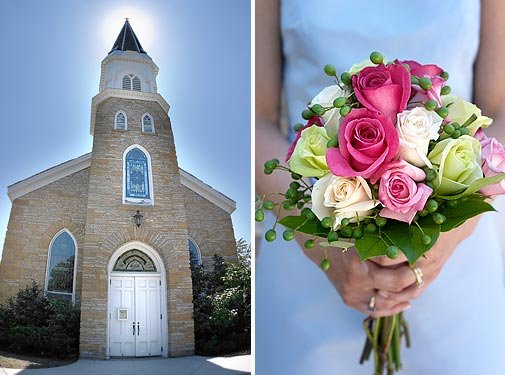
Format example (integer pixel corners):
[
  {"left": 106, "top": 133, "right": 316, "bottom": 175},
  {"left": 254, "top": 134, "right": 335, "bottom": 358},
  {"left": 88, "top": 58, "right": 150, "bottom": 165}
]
[
  {"left": 352, "top": 63, "right": 411, "bottom": 124},
  {"left": 398, "top": 60, "right": 443, "bottom": 78},
  {"left": 286, "top": 117, "right": 322, "bottom": 162},
  {"left": 479, "top": 133, "right": 505, "bottom": 195},
  {"left": 326, "top": 108, "right": 399, "bottom": 178},
  {"left": 371, "top": 160, "right": 433, "bottom": 224}
]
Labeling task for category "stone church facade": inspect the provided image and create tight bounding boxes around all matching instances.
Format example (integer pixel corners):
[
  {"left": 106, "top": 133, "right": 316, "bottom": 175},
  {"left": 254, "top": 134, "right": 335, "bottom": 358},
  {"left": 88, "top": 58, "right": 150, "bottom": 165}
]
[{"left": 0, "top": 20, "right": 236, "bottom": 358}]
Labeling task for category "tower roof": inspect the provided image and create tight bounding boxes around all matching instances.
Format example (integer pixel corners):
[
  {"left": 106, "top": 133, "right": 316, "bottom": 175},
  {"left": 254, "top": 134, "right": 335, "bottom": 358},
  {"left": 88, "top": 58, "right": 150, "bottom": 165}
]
[{"left": 109, "top": 19, "right": 147, "bottom": 54}]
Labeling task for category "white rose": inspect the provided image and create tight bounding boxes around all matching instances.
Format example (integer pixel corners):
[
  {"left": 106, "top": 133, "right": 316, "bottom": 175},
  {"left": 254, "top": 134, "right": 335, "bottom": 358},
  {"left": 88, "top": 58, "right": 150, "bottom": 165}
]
[
  {"left": 311, "top": 174, "right": 378, "bottom": 230},
  {"left": 310, "top": 85, "right": 347, "bottom": 138},
  {"left": 397, "top": 107, "right": 442, "bottom": 168}
]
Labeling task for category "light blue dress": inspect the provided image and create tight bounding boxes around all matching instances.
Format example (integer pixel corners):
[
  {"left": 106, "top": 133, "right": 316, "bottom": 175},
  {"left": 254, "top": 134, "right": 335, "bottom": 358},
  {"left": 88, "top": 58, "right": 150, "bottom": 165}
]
[{"left": 256, "top": 1, "right": 505, "bottom": 374}]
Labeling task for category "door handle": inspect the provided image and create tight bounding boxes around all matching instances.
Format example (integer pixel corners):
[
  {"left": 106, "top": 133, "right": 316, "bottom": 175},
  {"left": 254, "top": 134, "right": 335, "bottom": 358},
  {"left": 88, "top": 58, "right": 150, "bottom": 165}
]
[
  {"left": 132, "top": 321, "right": 136, "bottom": 336},
  {"left": 137, "top": 322, "right": 140, "bottom": 335}
]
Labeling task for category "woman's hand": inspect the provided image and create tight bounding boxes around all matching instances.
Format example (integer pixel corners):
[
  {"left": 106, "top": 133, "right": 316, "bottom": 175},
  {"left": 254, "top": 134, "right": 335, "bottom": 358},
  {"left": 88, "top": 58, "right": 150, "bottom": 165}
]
[{"left": 367, "top": 217, "right": 480, "bottom": 304}]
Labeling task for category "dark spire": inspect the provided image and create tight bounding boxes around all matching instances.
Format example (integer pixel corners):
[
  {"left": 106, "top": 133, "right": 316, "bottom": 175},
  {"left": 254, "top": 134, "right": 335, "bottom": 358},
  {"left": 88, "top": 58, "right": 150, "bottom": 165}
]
[{"left": 109, "top": 18, "right": 147, "bottom": 54}]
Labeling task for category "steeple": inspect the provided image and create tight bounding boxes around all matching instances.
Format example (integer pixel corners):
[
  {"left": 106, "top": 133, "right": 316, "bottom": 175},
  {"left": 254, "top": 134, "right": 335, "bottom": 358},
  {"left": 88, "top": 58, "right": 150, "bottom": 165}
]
[{"left": 109, "top": 19, "right": 147, "bottom": 54}]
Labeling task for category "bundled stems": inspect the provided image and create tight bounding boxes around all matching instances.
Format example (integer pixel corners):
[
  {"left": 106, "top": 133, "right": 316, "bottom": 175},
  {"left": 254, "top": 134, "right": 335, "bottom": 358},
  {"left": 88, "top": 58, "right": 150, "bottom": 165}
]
[{"left": 360, "top": 313, "right": 409, "bottom": 375}]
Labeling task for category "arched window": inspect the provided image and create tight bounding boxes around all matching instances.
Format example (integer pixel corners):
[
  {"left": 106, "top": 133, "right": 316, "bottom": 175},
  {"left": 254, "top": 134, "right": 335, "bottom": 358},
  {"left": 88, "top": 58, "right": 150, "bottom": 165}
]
[
  {"left": 113, "top": 249, "right": 157, "bottom": 272},
  {"left": 123, "top": 145, "right": 154, "bottom": 205},
  {"left": 45, "top": 229, "right": 77, "bottom": 302},
  {"left": 142, "top": 113, "right": 154, "bottom": 133},
  {"left": 114, "top": 111, "right": 127, "bottom": 130},
  {"left": 188, "top": 238, "right": 202, "bottom": 266},
  {"left": 132, "top": 76, "right": 141, "bottom": 91},
  {"left": 122, "top": 74, "right": 141, "bottom": 91},
  {"left": 122, "top": 75, "right": 132, "bottom": 90}
]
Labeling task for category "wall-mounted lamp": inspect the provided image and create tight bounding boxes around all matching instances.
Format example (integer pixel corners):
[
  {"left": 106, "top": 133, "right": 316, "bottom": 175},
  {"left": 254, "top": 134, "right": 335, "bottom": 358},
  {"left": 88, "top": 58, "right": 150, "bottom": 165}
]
[{"left": 133, "top": 210, "right": 143, "bottom": 227}]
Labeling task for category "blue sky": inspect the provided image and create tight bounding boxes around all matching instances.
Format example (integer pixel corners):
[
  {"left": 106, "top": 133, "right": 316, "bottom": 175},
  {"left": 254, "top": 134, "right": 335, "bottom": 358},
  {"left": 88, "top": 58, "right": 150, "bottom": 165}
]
[{"left": 0, "top": 0, "right": 251, "bottom": 258}]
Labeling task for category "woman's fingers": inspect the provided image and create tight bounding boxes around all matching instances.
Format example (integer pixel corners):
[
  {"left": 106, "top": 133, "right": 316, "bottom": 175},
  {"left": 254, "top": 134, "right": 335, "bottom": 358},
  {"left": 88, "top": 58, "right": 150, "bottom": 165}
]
[
  {"left": 369, "top": 254, "right": 408, "bottom": 267},
  {"left": 366, "top": 261, "right": 417, "bottom": 292}
]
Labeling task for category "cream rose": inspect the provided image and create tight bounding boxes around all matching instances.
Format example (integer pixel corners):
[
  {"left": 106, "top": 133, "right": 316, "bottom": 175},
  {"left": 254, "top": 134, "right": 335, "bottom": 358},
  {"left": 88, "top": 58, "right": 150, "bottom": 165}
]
[
  {"left": 396, "top": 107, "right": 442, "bottom": 168},
  {"left": 443, "top": 95, "right": 492, "bottom": 135},
  {"left": 310, "top": 85, "right": 347, "bottom": 137},
  {"left": 311, "top": 174, "right": 378, "bottom": 229}
]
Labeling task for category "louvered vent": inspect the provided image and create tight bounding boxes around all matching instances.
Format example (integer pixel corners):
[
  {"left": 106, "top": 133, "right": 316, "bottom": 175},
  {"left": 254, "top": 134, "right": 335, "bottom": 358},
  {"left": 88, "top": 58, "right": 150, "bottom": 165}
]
[
  {"left": 132, "top": 76, "right": 141, "bottom": 91},
  {"left": 122, "top": 75, "right": 132, "bottom": 90}
]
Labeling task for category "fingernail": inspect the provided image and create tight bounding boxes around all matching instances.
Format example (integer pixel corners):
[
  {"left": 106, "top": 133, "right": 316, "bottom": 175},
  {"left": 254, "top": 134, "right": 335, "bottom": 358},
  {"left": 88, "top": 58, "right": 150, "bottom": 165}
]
[
  {"left": 403, "top": 304, "right": 412, "bottom": 311},
  {"left": 378, "top": 290, "right": 389, "bottom": 298},
  {"left": 362, "top": 262, "right": 369, "bottom": 272}
]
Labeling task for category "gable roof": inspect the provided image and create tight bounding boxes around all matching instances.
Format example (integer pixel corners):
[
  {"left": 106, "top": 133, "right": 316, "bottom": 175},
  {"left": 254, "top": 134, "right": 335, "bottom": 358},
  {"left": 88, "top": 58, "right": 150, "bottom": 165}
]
[{"left": 7, "top": 154, "right": 236, "bottom": 214}]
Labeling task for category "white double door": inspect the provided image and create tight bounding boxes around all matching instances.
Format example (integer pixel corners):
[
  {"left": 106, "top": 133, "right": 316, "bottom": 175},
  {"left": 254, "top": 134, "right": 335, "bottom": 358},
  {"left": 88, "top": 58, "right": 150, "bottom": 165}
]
[{"left": 109, "top": 275, "right": 162, "bottom": 357}]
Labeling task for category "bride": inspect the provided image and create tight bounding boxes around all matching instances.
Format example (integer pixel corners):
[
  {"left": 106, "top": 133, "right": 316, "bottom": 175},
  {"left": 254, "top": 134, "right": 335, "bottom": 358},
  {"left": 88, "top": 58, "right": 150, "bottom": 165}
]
[{"left": 255, "top": 0, "right": 505, "bottom": 374}]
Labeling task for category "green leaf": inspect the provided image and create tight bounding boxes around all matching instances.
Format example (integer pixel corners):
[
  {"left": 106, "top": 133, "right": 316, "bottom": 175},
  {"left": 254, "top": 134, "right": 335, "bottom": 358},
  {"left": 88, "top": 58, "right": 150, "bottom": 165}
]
[
  {"left": 409, "top": 219, "right": 440, "bottom": 265},
  {"left": 278, "top": 215, "right": 330, "bottom": 237},
  {"left": 440, "top": 194, "right": 495, "bottom": 232},
  {"left": 354, "top": 232, "right": 388, "bottom": 261},
  {"left": 319, "top": 240, "right": 355, "bottom": 250},
  {"left": 435, "top": 173, "right": 505, "bottom": 200},
  {"left": 381, "top": 222, "right": 418, "bottom": 264}
]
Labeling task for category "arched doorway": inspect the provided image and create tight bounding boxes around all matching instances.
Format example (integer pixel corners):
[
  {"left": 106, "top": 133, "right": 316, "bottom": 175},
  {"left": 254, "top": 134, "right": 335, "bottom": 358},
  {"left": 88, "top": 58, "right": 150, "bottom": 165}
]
[{"left": 107, "top": 242, "right": 168, "bottom": 357}]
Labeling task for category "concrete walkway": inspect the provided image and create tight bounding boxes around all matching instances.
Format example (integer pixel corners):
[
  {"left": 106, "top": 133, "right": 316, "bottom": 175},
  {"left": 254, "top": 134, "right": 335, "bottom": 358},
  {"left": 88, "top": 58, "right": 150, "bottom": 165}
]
[{"left": 0, "top": 355, "right": 251, "bottom": 375}]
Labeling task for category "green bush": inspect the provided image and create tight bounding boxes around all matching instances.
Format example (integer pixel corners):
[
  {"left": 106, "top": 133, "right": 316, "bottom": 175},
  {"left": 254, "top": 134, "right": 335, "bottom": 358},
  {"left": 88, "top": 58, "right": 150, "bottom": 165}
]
[
  {"left": 0, "top": 281, "right": 80, "bottom": 357},
  {"left": 191, "top": 239, "right": 251, "bottom": 355}
]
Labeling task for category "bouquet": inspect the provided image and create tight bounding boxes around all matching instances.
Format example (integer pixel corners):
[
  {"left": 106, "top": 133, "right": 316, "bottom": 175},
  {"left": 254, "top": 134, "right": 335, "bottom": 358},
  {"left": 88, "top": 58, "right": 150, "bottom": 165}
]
[{"left": 257, "top": 52, "right": 505, "bottom": 374}]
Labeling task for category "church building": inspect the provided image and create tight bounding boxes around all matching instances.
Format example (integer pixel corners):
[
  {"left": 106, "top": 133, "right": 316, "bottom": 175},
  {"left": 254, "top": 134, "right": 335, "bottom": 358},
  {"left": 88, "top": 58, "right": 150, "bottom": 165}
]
[{"left": 0, "top": 20, "right": 237, "bottom": 358}]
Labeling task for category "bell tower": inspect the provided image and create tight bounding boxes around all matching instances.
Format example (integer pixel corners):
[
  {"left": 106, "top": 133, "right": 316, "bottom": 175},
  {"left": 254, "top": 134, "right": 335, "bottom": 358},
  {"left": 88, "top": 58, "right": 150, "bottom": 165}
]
[{"left": 79, "top": 20, "right": 195, "bottom": 358}]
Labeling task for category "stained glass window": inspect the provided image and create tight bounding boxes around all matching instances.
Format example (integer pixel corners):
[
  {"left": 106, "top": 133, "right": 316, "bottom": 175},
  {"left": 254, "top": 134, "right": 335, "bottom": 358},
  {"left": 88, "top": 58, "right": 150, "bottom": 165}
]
[
  {"left": 188, "top": 239, "right": 202, "bottom": 266},
  {"left": 113, "top": 249, "right": 157, "bottom": 272},
  {"left": 125, "top": 148, "right": 150, "bottom": 200},
  {"left": 46, "top": 231, "right": 76, "bottom": 300},
  {"left": 142, "top": 114, "right": 154, "bottom": 133},
  {"left": 115, "top": 112, "right": 126, "bottom": 130}
]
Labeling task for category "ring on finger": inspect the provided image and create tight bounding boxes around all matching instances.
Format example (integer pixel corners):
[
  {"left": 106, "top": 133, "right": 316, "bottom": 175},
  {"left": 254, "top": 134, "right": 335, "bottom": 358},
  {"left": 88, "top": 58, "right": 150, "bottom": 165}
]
[
  {"left": 367, "top": 292, "right": 376, "bottom": 312},
  {"left": 411, "top": 266, "right": 424, "bottom": 288}
]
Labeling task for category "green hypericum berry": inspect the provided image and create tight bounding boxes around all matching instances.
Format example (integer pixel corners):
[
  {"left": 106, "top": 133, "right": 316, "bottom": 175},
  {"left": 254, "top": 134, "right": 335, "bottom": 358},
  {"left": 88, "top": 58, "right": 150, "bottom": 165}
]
[
  {"left": 263, "top": 200, "right": 275, "bottom": 210},
  {"left": 264, "top": 168, "right": 273, "bottom": 175},
  {"left": 418, "top": 209, "right": 428, "bottom": 217},
  {"left": 333, "top": 97, "right": 347, "bottom": 108},
  {"left": 297, "top": 202, "right": 304, "bottom": 209},
  {"left": 446, "top": 199, "right": 458, "bottom": 208},
  {"left": 453, "top": 122, "right": 461, "bottom": 129},
  {"left": 255, "top": 209, "right": 265, "bottom": 222},
  {"left": 282, "top": 201, "right": 295, "bottom": 210},
  {"left": 321, "top": 217, "right": 332, "bottom": 228},
  {"left": 419, "top": 77, "right": 433, "bottom": 90},
  {"left": 432, "top": 213, "right": 446, "bottom": 224},
  {"left": 436, "top": 107, "right": 449, "bottom": 119},
  {"left": 411, "top": 76, "right": 420, "bottom": 85},
  {"left": 441, "top": 85, "right": 451, "bottom": 95},
  {"left": 386, "top": 245, "right": 400, "bottom": 259},
  {"left": 425, "top": 169, "right": 436, "bottom": 181},
  {"left": 293, "top": 123, "right": 304, "bottom": 132},
  {"left": 443, "top": 124, "right": 455, "bottom": 134},
  {"left": 264, "top": 159, "right": 279, "bottom": 170},
  {"left": 301, "top": 208, "right": 316, "bottom": 220},
  {"left": 341, "top": 218, "right": 350, "bottom": 227},
  {"left": 290, "top": 181, "right": 300, "bottom": 190},
  {"left": 421, "top": 234, "right": 432, "bottom": 245},
  {"left": 265, "top": 229, "right": 276, "bottom": 242},
  {"left": 460, "top": 127, "right": 469, "bottom": 135},
  {"left": 370, "top": 51, "right": 384, "bottom": 65},
  {"left": 352, "top": 228, "right": 363, "bottom": 239},
  {"left": 425, "top": 181, "right": 435, "bottom": 190},
  {"left": 425, "top": 199, "right": 439, "bottom": 213},
  {"left": 327, "top": 230, "right": 339, "bottom": 242},
  {"left": 424, "top": 99, "right": 437, "bottom": 111},
  {"left": 341, "top": 72, "right": 352, "bottom": 85},
  {"left": 291, "top": 172, "right": 301, "bottom": 180},
  {"left": 285, "top": 188, "right": 298, "bottom": 199},
  {"left": 320, "top": 258, "right": 331, "bottom": 271},
  {"left": 324, "top": 64, "right": 337, "bottom": 76},
  {"left": 304, "top": 239, "right": 315, "bottom": 249},
  {"left": 283, "top": 229, "right": 295, "bottom": 241},
  {"left": 327, "top": 137, "right": 339, "bottom": 148},
  {"left": 339, "top": 105, "right": 351, "bottom": 117},
  {"left": 311, "top": 104, "right": 325, "bottom": 116},
  {"left": 303, "top": 195, "right": 311, "bottom": 202},
  {"left": 375, "top": 216, "right": 387, "bottom": 227},
  {"left": 451, "top": 129, "right": 462, "bottom": 139},
  {"left": 441, "top": 71, "right": 449, "bottom": 80},
  {"left": 302, "top": 109, "right": 314, "bottom": 120},
  {"left": 365, "top": 223, "right": 377, "bottom": 233},
  {"left": 341, "top": 226, "right": 353, "bottom": 237},
  {"left": 402, "top": 63, "right": 411, "bottom": 72}
]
